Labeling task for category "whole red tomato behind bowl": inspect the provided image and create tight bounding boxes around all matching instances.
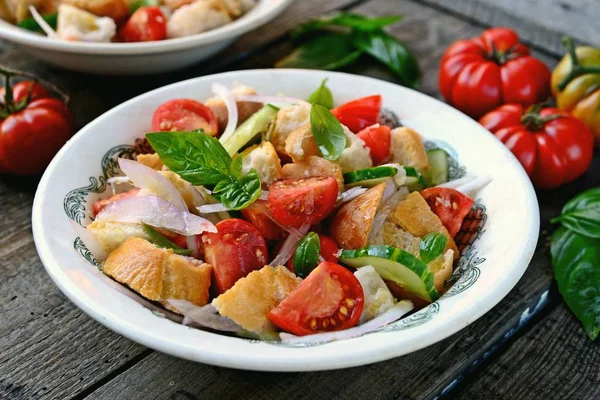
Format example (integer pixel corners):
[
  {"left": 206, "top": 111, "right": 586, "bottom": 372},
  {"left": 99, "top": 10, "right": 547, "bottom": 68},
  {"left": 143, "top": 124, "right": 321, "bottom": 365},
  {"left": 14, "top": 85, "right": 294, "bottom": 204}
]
[
  {"left": 479, "top": 104, "right": 594, "bottom": 188},
  {"left": 439, "top": 27, "right": 551, "bottom": 119}
]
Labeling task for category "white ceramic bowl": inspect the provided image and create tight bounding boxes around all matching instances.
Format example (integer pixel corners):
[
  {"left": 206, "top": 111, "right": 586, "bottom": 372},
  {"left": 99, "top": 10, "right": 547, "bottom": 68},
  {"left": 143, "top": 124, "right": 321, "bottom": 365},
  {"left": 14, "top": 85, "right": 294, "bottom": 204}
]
[
  {"left": 32, "top": 69, "right": 539, "bottom": 371},
  {"left": 0, "top": 0, "right": 292, "bottom": 75}
]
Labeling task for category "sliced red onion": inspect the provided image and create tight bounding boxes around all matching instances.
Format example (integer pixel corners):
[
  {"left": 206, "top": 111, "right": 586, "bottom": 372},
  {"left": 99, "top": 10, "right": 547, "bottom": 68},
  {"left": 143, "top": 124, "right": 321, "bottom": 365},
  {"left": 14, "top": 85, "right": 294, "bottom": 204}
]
[
  {"left": 269, "top": 223, "right": 311, "bottom": 266},
  {"left": 251, "top": 201, "right": 303, "bottom": 237},
  {"left": 70, "top": 220, "right": 108, "bottom": 262},
  {"left": 212, "top": 83, "right": 238, "bottom": 143},
  {"left": 279, "top": 300, "right": 414, "bottom": 344},
  {"left": 192, "top": 186, "right": 228, "bottom": 223},
  {"left": 435, "top": 174, "right": 476, "bottom": 190},
  {"left": 197, "top": 203, "right": 232, "bottom": 214},
  {"left": 96, "top": 195, "right": 217, "bottom": 235},
  {"left": 235, "top": 94, "right": 310, "bottom": 108},
  {"left": 337, "top": 187, "right": 368, "bottom": 204},
  {"left": 381, "top": 178, "right": 397, "bottom": 202},
  {"left": 106, "top": 176, "right": 133, "bottom": 195},
  {"left": 166, "top": 299, "right": 241, "bottom": 332},
  {"left": 119, "top": 158, "right": 187, "bottom": 212},
  {"left": 29, "top": 6, "right": 57, "bottom": 38},
  {"left": 368, "top": 186, "right": 409, "bottom": 242}
]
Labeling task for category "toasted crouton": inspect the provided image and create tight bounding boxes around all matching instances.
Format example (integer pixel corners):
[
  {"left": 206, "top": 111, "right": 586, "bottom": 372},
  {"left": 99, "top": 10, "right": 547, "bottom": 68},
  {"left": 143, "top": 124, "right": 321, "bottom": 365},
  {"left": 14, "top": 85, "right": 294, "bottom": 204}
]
[
  {"left": 281, "top": 156, "right": 344, "bottom": 193},
  {"left": 212, "top": 266, "right": 301, "bottom": 333},
  {"left": 387, "top": 192, "right": 458, "bottom": 259},
  {"left": 369, "top": 220, "right": 422, "bottom": 256},
  {"left": 136, "top": 153, "right": 164, "bottom": 171},
  {"left": 330, "top": 183, "right": 386, "bottom": 249},
  {"left": 241, "top": 142, "right": 282, "bottom": 187},
  {"left": 429, "top": 249, "right": 454, "bottom": 292},
  {"left": 62, "top": 0, "right": 128, "bottom": 21},
  {"left": 0, "top": 0, "right": 56, "bottom": 23},
  {"left": 103, "top": 237, "right": 212, "bottom": 311},
  {"left": 267, "top": 103, "right": 311, "bottom": 158},
  {"left": 284, "top": 123, "right": 320, "bottom": 162},
  {"left": 87, "top": 220, "right": 150, "bottom": 254},
  {"left": 204, "top": 83, "right": 262, "bottom": 135},
  {"left": 339, "top": 126, "right": 372, "bottom": 173},
  {"left": 387, "top": 127, "right": 429, "bottom": 172}
]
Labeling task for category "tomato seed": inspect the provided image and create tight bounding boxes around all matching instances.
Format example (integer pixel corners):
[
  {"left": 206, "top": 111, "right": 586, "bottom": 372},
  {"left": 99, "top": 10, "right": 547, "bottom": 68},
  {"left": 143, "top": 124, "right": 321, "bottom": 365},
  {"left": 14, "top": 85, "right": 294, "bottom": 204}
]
[
  {"left": 345, "top": 299, "right": 355, "bottom": 308},
  {"left": 322, "top": 320, "right": 329, "bottom": 328},
  {"left": 222, "top": 233, "right": 233, "bottom": 241},
  {"left": 340, "top": 306, "right": 348, "bottom": 316},
  {"left": 330, "top": 318, "right": 336, "bottom": 326},
  {"left": 310, "top": 319, "right": 317, "bottom": 330}
]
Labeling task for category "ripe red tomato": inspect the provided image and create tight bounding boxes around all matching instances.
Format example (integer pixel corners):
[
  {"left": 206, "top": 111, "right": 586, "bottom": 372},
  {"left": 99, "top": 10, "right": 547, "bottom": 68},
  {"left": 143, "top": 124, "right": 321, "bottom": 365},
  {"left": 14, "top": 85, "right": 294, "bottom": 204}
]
[
  {"left": 268, "top": 176, "right": 339, "bottom": 227},
  {"left": 152, "top": 99, "right": 218, "bottom": 135},
  {"left": 356, "top": 124, "right": 391, "bottom": 165},
  {"left": 420, "top": 187, "right": 474, "bottom": 237},
  {"left": 331, "top": 95, "right": 382, "bottom": 133},
  {"left": 0, "top": 96, "right": 75, "bottom": 175},
  {"left": 201, "top": 218, "right": 268, "bottom": 294},
  {"left": 92, "top": 188, "right": 141, "bottom": 216},
  {"left": 479, "top": 104, "right": 594, "bottom": 188},
  {"left": 268, "top": 262, "right": 364, "bottom": 335},
  {"left": 286, "top": 234, "right": 339, "bottom": 272},
  {"left": 439, "top": 27, "right": 551, "bottom": 119},
  {"left": 119, "top": 7, "right": 167, "bottom": 42},
  {"left": 240, "top": 200, "right": 286, "bottom": 240},
  {"left": 0, "top": 81, "right": 50, "bottom": 104}
]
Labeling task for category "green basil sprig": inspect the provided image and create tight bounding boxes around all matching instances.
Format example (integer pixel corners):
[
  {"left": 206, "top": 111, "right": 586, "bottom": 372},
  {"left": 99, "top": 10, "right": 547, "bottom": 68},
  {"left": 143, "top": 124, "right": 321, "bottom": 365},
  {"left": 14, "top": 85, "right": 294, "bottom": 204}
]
[
  {"left": 293, "top": 232, "right": 321, "bottom": 278},
  {"left": 551, "top": 188, "right": 600, "bottom": 340},
  {"left": 308, "top": 78, "right": 334, "bottom": 109},
  {"left": 18, "top": 12, "right": 57, "bottom": 32},
  {"left": 277, "top": 12, "right": 420, "bottom": 88},
  {"left": 419, "top": 232, "right": 448, "bottom": 264},
  {"left": 310, "top": 104, "right": 347, "bottom": 161},
  {"left": 146, "top": 132, "right": 261, "bottom": 210},
  {"left": 142, "top": 223, "right": 192, "bottom": 256}
]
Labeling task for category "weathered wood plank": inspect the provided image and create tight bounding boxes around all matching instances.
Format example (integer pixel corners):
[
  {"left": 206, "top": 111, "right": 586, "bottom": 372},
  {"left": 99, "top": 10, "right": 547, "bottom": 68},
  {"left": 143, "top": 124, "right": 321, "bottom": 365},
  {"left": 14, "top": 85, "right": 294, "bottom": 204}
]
[{"left": 415, "top": 0, "right": 599, "bottom": 56}]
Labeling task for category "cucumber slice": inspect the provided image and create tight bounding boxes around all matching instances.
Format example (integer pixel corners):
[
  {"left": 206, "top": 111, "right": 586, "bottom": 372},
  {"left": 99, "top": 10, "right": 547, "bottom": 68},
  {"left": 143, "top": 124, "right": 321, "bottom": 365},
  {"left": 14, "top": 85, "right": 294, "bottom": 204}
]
[
  {"left": 404, "top": 166, "right": 428, "bottom": 191},
  {"left": 340, "top": 245, "right": 439, "bottom": 302},
  {"left": 343, "top": 166, "right": 398, "bottom": 188},
  {"left": 220, "top": 104, "right": 279, "bottom": 156},
  {"left": 426, "top": 149, "right": 449, "bottom": 186}
]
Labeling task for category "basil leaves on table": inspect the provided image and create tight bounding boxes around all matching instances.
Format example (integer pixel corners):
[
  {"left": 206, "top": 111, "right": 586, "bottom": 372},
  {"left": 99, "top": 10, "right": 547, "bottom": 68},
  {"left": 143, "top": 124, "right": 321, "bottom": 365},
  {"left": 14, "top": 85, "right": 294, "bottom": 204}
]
[
  {"left": 142, "top": 223, "right": 192, "bottom": 256},
  {"left": 310, "top": 104, "right": 346, "bottom": 161},
  {"left": 551, "top": 188, "right": 600, "bottom": 340},
  {"left": 308, "top": 78, "right": 334, "bottom": 109},
  {"left": 146, "top": 131, "right": 261, "bottom": 210},
  {"left": 277, "top": 12, "right": 420, "bottom": 88},
  {"left": 419, "top": 232, "right": 448, "bottom": 264},
  {"left": 293, "top": 232, "right": 321, "bottom": 278}
]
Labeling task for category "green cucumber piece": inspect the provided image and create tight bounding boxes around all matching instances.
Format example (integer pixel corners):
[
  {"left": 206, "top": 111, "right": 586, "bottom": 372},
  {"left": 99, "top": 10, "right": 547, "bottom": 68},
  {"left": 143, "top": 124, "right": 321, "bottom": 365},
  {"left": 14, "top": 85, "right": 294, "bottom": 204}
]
[
  {"left": 426, "top": 149, "right": 449, "bottom": 186},
  {"left": 340, "top": 245, "right": 439, "bottom": 302},
  {"left": 343, "top": 165, "right": 397, "bottom": 187},
  {"left": 220, "top": 104, "right": 279, "bottom": 156},
  {"left": 404, "top": 166, "right": 428, "bottom": 191}
]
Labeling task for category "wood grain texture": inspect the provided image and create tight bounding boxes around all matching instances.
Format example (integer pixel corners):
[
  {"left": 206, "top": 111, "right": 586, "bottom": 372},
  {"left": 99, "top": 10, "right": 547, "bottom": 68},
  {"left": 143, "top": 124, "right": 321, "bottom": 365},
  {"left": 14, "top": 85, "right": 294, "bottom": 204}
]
[{"left": 415, "top": 0, "right": 598, "bottom": 56}]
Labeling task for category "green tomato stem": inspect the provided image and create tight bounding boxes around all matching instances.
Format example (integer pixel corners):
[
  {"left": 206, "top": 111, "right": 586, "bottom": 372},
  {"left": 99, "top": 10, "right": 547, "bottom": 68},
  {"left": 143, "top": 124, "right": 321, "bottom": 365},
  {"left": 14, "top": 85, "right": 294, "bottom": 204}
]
[
  {"left": 556, "top": 36, "right": 600, "bottom": 91},
  {"left": 0, "top": 65, "right": 71, "bottom": 108}
]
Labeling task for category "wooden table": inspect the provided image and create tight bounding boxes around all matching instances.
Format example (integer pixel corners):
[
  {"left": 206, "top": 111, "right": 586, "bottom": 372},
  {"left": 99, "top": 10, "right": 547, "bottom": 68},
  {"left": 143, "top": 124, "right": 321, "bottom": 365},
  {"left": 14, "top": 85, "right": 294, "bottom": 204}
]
[{"left": 1, "top": 1, "right": 599, "bottom": 399}]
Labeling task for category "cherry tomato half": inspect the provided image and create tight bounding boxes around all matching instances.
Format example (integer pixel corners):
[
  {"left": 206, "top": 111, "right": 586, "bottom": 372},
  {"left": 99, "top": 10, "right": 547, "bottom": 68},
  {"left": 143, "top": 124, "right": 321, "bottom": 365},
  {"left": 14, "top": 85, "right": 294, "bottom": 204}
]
[
  {"left": 268, "top": 261, "right": 364, "bottom": 335},
  {"left": 268, "top": 176, "right": 339, "bottom": 227},
  {"left": 420, "top": 187, "right": 474, "bottom": 237},
  {"left": 240, "top": 200, "right": 286, "bottom": 240},
  {"left": 331, "top": 95, "right": 382, "bottom": 133},
  {"left": 92, "top": 188, "right": 141, "bottom": 216},
  {"left": 119, "top": 7, "right": 167, "bottom": 42},
  {"left": 356, "top": 124, "right": 391, "bottom": 165},
  {"left": 201, "top": 218, "right": 268, "bottom": 294},
  {"left": 286, "top": 234, "right": 340, "bottom": 272},
  {"left": 152, "top": 99, "right": 219, "bottom": 135}
]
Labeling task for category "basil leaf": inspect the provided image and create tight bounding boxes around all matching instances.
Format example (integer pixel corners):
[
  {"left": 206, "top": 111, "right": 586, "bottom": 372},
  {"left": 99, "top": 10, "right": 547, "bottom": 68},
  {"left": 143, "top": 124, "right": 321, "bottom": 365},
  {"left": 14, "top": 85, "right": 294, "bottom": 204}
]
[
  {"left": 212, "top": 170, "right": 262, "bottom": 210},
  {"left": 146, "top": 132, "right": 231, "bottom": 186},
  {"left": 291, "top": 12, "right": 402, "bottom": 39},
  {"left": 551, "top": 226, "right": 600, "bottom": 340},
  {"left": 308, "top": 78, "right": 334, "bottom": 109},
  {"left": 292, "top": 232, "right": 321, "bottom": 278},
  {"left": 142, "top": 223, "right": 192, "bottom": 256},
  {"left": 18, "top": 12, "right": 58, "bottom": 32},
  {"left": 352, "top": 30, "right": 420, "bottom": 88},
  {"left": 552, "top": 188, "right": 600, "bottom": 239},
  {"left": 230, "top": 153, "right": 243, "bottom": 179},
  {"left": 276, "top": 33, "right": 363, "bottom": 70},
  {"left": 419, "top": 232, "right": 448, "bottom": 264},
  {"left": 310, "top": 104, "right": 346, "bottom": 161}
]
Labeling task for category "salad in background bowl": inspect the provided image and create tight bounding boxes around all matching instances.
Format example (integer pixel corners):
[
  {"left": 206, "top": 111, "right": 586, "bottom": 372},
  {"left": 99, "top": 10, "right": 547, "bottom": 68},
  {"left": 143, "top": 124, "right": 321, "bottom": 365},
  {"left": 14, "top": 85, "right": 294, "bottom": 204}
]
[{"left": 33, "top": 69, "right": 539, "bottom": 370}]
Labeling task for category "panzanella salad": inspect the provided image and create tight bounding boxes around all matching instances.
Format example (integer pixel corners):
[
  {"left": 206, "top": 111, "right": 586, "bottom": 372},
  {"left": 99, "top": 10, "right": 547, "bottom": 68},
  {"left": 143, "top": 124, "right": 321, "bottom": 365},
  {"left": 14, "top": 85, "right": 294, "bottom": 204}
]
[{"left": 81, "top": 79, "right": 490, "bottom": 343}]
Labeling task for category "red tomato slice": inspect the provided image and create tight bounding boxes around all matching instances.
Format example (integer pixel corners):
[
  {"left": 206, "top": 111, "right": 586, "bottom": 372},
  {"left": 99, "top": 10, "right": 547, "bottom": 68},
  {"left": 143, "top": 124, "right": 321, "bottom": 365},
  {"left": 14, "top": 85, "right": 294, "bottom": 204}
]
[
  {"left": 92, "top": 188, "right": 140, "bottom": 216},
  {"left": 420, "top": 187, "right": 475, "bottom": 237},
  {"left": 152, "top": 99, "right": 218, "bottom": 135},
  {"left": 201, "top": 218, "right": 268, "bottom": 294},
  {"left": 356, "top": 124, "right": 391, "bottom": 165},
  {"left": 240, "top": 200, "right": 286, "bottom": 240},
  {"left": 268, "top": 176, "right": 338, "bottom": 227},
  {"left": 269, "top": 262, "right": 364, "bottom": 335},
  {"left": 331, "top": 95, "right": 382, "bottom": 133},
  {"left": 286, "top": 234, "right": 340, "bottom": 272},
  {"left": 119, "top": 7, "right": 167, "bottom": 42}
]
